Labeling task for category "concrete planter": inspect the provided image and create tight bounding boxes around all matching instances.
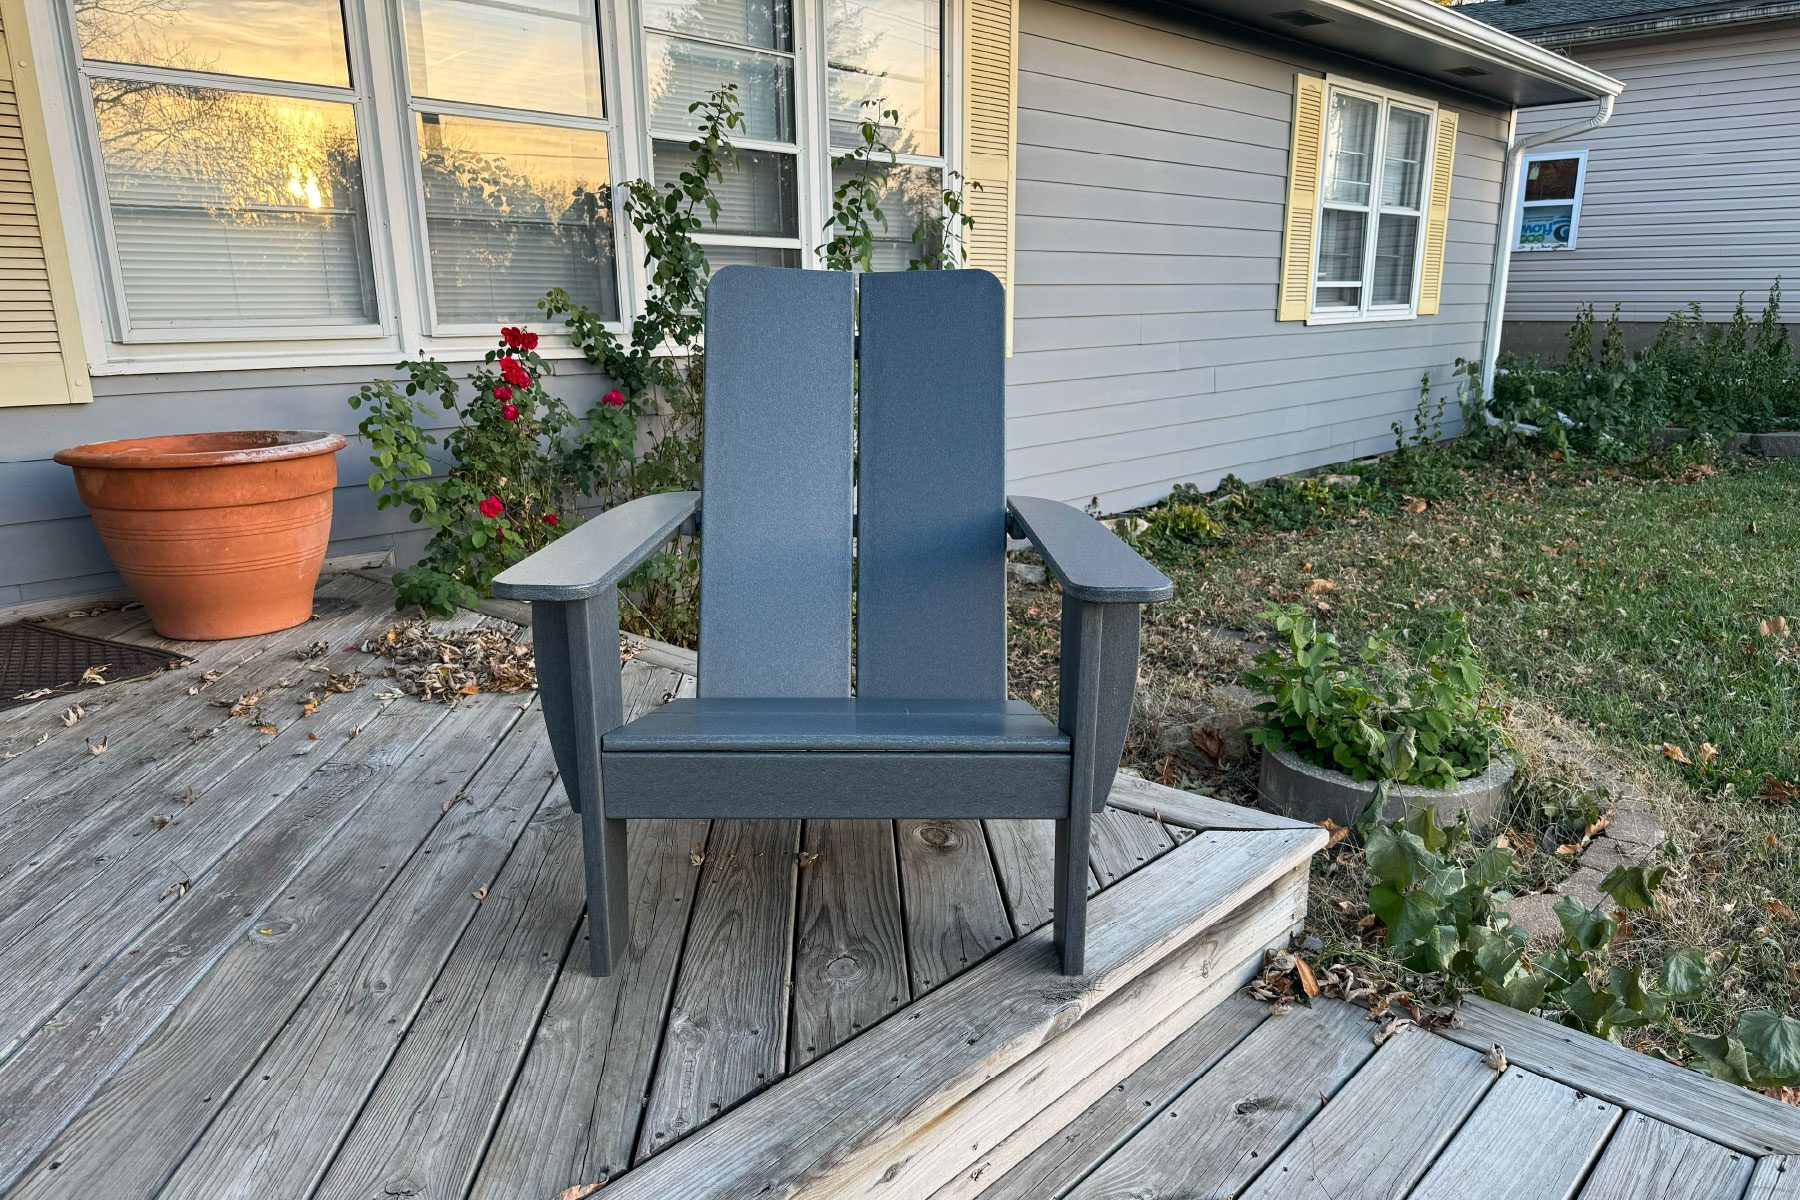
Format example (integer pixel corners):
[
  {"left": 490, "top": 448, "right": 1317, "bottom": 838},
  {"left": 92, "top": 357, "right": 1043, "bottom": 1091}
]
[
  {"left": 1750, "top": 430, "right": 1800, "bottom": 458},
  {"left": 1257, "top": 744, "right": 1515, "bottom": 829},
  {"left": 1657, "top": 427, "right": 1752, "bottom": 454}
]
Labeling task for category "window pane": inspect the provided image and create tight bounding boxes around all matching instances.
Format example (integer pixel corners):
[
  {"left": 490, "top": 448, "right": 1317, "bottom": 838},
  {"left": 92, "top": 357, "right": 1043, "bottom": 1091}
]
[
  {"left": 655, "top": 140, "right": 798, "bottom": 237},
  {"left": 701, "top": 243, "right": 802, "bottom": 269},
  {"left": 1381, "top": 107, "right": 1429, "bottom": 211},
  {"left": 644, "top": 33, "right": 795, "bottom": 142},
  {"left": 826, "top": 0, "right": 941, "bottom": 155},
  {"left": 1317, "top": 207, "right": 1366, "bottom": 284},
  {"left": 1525, "top": 157, "right": 1580, "bottom": 202},
  {"left": 1373, "top": 213, "right": 1418, "bottom": 305},
  {"left": 1322, "top": 92, "right": 1377, "bottom": 206},
  {"left": 1315, "top": 285, "right": 1359, "bottom": 308},
  {"left": 74, "top": 0, "right": 350, "bottom": 86},
  {"left": 643, "top": 0, "right": 792, "bottom": 52},
  {"left": 1518, "top": 202, "right": 1575, "bottom": 249},
  {"left": 829, "top": 162, "right": 942, "bottom": 268},
  {"left": 403, "top": 0, "right": 603, "bottom": 119},
  {"left": 417, "top": 113, "right": 619, "bottom": 324},
  {"left": 90, "top": 80, "right": 374, "bottom": 326}
]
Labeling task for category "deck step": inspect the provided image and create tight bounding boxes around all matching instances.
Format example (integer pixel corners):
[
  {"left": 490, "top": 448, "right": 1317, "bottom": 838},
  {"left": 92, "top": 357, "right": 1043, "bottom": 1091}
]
[{"left": 600, "top": 805, "right": 1325, "bottom": 1200}]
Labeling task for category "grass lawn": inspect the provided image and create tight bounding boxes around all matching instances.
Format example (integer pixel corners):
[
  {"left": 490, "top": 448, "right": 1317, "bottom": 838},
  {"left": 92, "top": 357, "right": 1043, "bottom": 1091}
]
[{"left": 1010, "top": 447, "right": 1800, "bottom": 1050}]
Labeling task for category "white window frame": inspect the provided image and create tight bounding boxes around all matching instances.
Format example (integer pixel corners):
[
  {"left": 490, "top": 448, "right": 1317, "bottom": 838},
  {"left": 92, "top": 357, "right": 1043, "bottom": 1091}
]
[
  {"left": 1514, "top": 148, "right": 1586, "bottom": 253},
  {"left": 1306, "top": 76, "right": 1437, "bottom": 327},
  {"left": 30, "top": 0, "right": 955, "bottom": 374}
]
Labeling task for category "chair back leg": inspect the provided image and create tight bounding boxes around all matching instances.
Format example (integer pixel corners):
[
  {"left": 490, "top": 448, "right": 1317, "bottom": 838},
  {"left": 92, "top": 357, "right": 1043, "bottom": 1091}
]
[{"left": 565, "top": 588, "right": 632, "bottom": 975}]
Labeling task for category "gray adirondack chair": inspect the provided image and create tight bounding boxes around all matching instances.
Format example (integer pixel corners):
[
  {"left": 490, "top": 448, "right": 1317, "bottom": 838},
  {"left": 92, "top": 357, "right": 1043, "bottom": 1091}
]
[{"left": 492, "top": 266, "right": 1172, "bottom": 976}]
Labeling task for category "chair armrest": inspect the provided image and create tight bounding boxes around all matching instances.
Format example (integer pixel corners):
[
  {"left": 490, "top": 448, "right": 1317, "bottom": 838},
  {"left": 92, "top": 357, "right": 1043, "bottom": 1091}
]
[
  {"left": 491, "top": 491, "right": 700, "bottom": 602},
  {"left": 1006, "top": 495, "right": 1173, "bottom": 605}
]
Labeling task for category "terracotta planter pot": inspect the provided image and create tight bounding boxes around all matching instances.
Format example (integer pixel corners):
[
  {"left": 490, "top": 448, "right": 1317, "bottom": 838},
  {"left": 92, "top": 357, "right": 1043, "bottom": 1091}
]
[{"left": 55, "top": 430, "right": 346, "bottom": 640}]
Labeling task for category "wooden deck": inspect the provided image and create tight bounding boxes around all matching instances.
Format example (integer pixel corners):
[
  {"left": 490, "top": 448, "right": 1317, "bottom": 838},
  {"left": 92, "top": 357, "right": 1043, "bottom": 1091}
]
[
  {"left": 2, "top": 571, "right": 1795, "bottom": 1200},
  {"left": 971, "top": 990, "right": 1800, "bottom": 1200}
]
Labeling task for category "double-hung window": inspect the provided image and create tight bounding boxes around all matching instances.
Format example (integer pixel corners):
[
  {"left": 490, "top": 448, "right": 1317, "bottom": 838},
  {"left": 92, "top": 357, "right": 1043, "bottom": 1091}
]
[
  {"left": 1311, "top": 81, "right": 1435, "bottom": 322},
  {"left": 401, "top": 0, "right": 623, "bottom": 327},
  {"left": 70, "top": 0, "right": 380, "bottom": 338}
]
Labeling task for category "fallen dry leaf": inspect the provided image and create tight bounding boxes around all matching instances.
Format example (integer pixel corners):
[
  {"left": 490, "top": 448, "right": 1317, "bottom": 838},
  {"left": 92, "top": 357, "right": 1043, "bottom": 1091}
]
[
  {"left": 1294, "top": 956, "right": 1320, "bottom": 999},
  {"left": 1659, "top": 742, "right": 1692, "bottom": 765},
  {"left": 1768, "top": 900, "right": 1798, "bottom": 922},
  {"left": 1760, "top": 616, "right": 1791, "bottom": 640},
  {"left": 255, "top": 723, "right": 279, "bottom": 735},
  {"left": 471, "top": 886, "right": 489, "bottom": 901},
  {"left": 150, "top": 814, "right": 173, "bottom": 830},
  {"left": 60, "top": 705, "right": 85, "bottom": 727},
  {"left": 80, "top": 665, "right": 109, "bottom": 686},
  {"left": 159, "top": 878, "right": 189, "bottom": 901},
  {"left": 1402, "top": 496, "right": 1428, "bottom": 514},
  {"left": 1304, "top": 578, "right": 1336, "bottom": 594},
  {"left": 1483, "top": 1043, "right": 1508, "bottom": 1073},
  {"left": 87, "top": 737, "right": 108, "bottom": 756},
  {"left": 1373, "top": 1017, "right": 1414, "bottom": 1046},
  {"left": 557, "top": 1184, "right": 607, "bottom": 1200},
  {"left": 796, "top": 851, "right": 819, "bottom": 868},
  {"left": 1698, "top": 742, "right": 1721, "bottom": 767},
  {"left": 1318, "top": 818, "right": 1350, "bottom": 849},
  {"left": 1190, "top": 725, "right": 1224, "bottom": 760},
  {"left": 14, "top": 687, "right": 52, "bottom": 701},
  {"left": 689, "top": 844, "right": 706, "bottom": 867}
]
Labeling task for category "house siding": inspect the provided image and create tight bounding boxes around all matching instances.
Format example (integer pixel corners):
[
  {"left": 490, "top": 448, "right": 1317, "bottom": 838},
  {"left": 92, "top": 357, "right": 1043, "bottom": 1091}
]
[
  {"left": 1, "top": 0, "right": 1514, "bottom": 606},
  {"left": 1504, "top": 20, "right": 1800, "bottom": 332},
  {"left": 1006, "top": 0, "right": 1509, "bottom": 513}
]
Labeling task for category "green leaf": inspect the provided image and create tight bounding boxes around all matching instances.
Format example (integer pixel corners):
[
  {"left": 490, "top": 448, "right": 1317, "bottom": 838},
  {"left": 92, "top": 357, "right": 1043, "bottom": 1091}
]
[
  {"left": 1370, "top": 883, "right": 1440, "bottom": 948},
  {"left": 1738, "top": 1010, "right": 1800, "bottom": 1084},
  {"left": 1469, "top": 844, "right": 1516, "bottom": 889},
  {"left": 1659, "top": 948, "right": 1713, "bottom": 999},
  {"left": 1365, "top": 826, "right": 1437, "bottom": 891},
  {"left": 1686, "top": 1032, "right": 1755, "bottom": 1086},
  {"left": 1554, "top": 895, "right": 1614, "bottom": 954},
  {"left": 1598, "top": 864, "right": 1667, "bottom": 912}
]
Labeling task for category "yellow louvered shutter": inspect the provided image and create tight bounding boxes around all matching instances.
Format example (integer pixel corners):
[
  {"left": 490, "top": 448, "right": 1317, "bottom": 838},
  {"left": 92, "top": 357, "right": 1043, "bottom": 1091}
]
[
  {"left": 0, "top": 0, "right": 89, "bottom": 406},
  {"left": 961, "top": 0, "right": 1017, "bottom": 351},
  {"left": 1276, "top": 75, "right": 1326, "bottom": 322},
  {"left": 1416, "top": 110, "right": 1458, "bottom": 317}
]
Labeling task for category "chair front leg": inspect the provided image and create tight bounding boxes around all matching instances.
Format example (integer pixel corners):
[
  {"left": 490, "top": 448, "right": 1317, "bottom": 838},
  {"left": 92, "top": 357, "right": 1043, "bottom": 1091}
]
[
  {"left": 563, "top": 587, "right": 631, "bottom": 976},
  {"left": 1054, "top": 597, "right": 1144, "bottom": 975}
]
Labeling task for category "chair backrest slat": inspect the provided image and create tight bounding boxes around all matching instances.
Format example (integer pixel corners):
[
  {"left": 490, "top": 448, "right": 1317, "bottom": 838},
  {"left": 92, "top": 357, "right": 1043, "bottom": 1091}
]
[
  {"left": 696, "top": 267, "right": 855, "bottom": 698},
  {"left": 854, "top": 270, "right": 1007, "bottom": 699}
]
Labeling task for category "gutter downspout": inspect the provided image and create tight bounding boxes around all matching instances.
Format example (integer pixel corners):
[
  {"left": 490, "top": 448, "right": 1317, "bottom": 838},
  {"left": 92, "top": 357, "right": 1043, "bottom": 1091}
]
[{"left": 1480, "top": 94, "right": 1616, "bottom": 410}]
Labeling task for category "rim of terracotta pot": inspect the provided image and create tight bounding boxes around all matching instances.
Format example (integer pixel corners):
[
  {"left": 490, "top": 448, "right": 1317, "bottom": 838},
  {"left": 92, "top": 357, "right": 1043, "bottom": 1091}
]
[{"left": 53, "top": 430, "right": 346, "bottom": 470}]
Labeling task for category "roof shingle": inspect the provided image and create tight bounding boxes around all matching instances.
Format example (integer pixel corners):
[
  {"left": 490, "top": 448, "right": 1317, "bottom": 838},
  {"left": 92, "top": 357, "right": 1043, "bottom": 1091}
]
[{"left": 1462, "top": 0, "right": 1768, "bottom": 36}]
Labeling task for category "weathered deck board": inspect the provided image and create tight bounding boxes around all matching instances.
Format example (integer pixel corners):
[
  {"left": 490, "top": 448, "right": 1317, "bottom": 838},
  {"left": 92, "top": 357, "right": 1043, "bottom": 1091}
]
[
  {"left": 1064, "top": 994, "right": 1377, "bottom": 1200},
  {"left": 466, "top": 816, "right": 709, "bottom": 1200},
  {"left": 636, "top": 817, "right": 802, "bottom": 1161},
  {"left": 1088, "top": 807, "right": 1187, "bottom": 888},
  {"left": 1441, "top": 996, "right": 1800, "bottom": 1155},
  {"left": 0, "top": 577, "right": 396, "bottom": 863},
  {"left": 3, "top": 695, "right": 528, "bottom": 1199},
  {"left": 1577, "top": 1113, "right": 1754, "bottom": 1199},
  {"left": 1408, "top": 1068, "right": 1620, "bottom": 1200},
  {"left": 595, "top": 828, "right": 1323, "bottom": 1200},
  {"left": 308, "top": 799, "right": 588, "bottom": 1200},
  {"left": 789, "top": 818, "right": 909, "bottom": 1069},
  {"left": 895, "top": 868, "right": 1310, "bottom": 1200},
  {"left": 982, "top": 819, "right": 1059, "bottom": 935},
  {"left": 150, "top": 688, "right": 570, "bottom": 1200},
  {"left": 897, "top": 818, "right": 1014, "bottom": 993},
  {"left": 1747, "top": 1157, "right": 1800, "bottom": 1200},
  {"left": 1237, "top": 1026, "right": 1497, "bottom": 1200},
  {"left": 970, "top": 993, "right": 1269, "bottom": 1200},
  {"left": 1107, "top": 771, "right": 1314, "bottom": 832}
]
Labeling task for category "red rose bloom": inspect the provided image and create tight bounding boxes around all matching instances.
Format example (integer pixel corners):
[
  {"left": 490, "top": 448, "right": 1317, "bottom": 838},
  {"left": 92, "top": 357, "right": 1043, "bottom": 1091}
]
[
  {"left": 492, "top": 384, "right": 512, "bottom": 402},
  {"left": 522, "top": 331, "right": 540, "bottom": 350},
  {"left": 501, "top": 403, "right": 520, "bottom": 421},
  {"left": 602, "top": 388, "right": 624, "bottom": 408},
  {"left": 479, "top": 495, "right": 504, "bottom": 519},
  {"left": 501, "top": 326, "right": 523, "bottom": 349},
  {"left": 499, "top": 357, "right": 530, "bottom": 388},
  {"left": 542, "top": 513, "right": 559, "bottom": 526}
]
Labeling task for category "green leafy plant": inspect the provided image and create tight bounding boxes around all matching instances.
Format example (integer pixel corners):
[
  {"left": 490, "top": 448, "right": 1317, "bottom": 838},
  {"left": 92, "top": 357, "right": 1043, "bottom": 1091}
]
[
  {"left": 1355, "top": 800, "right": 1800, "bottom": 1091},
  {"left": 350, "top": 326, "right": 591, "bottom": 613},
  {"left": 820, "top": 102, "right": 976, "bottom": 272},
  {"left": 1245, "top": 605, "right": 1503, "bottom": 787}
]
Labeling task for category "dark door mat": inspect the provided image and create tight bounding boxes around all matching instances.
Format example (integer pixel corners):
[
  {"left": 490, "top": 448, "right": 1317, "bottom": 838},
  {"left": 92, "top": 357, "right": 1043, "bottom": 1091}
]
[{"left": 0, "top": 623, "right": 188, "bottom": 711}]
